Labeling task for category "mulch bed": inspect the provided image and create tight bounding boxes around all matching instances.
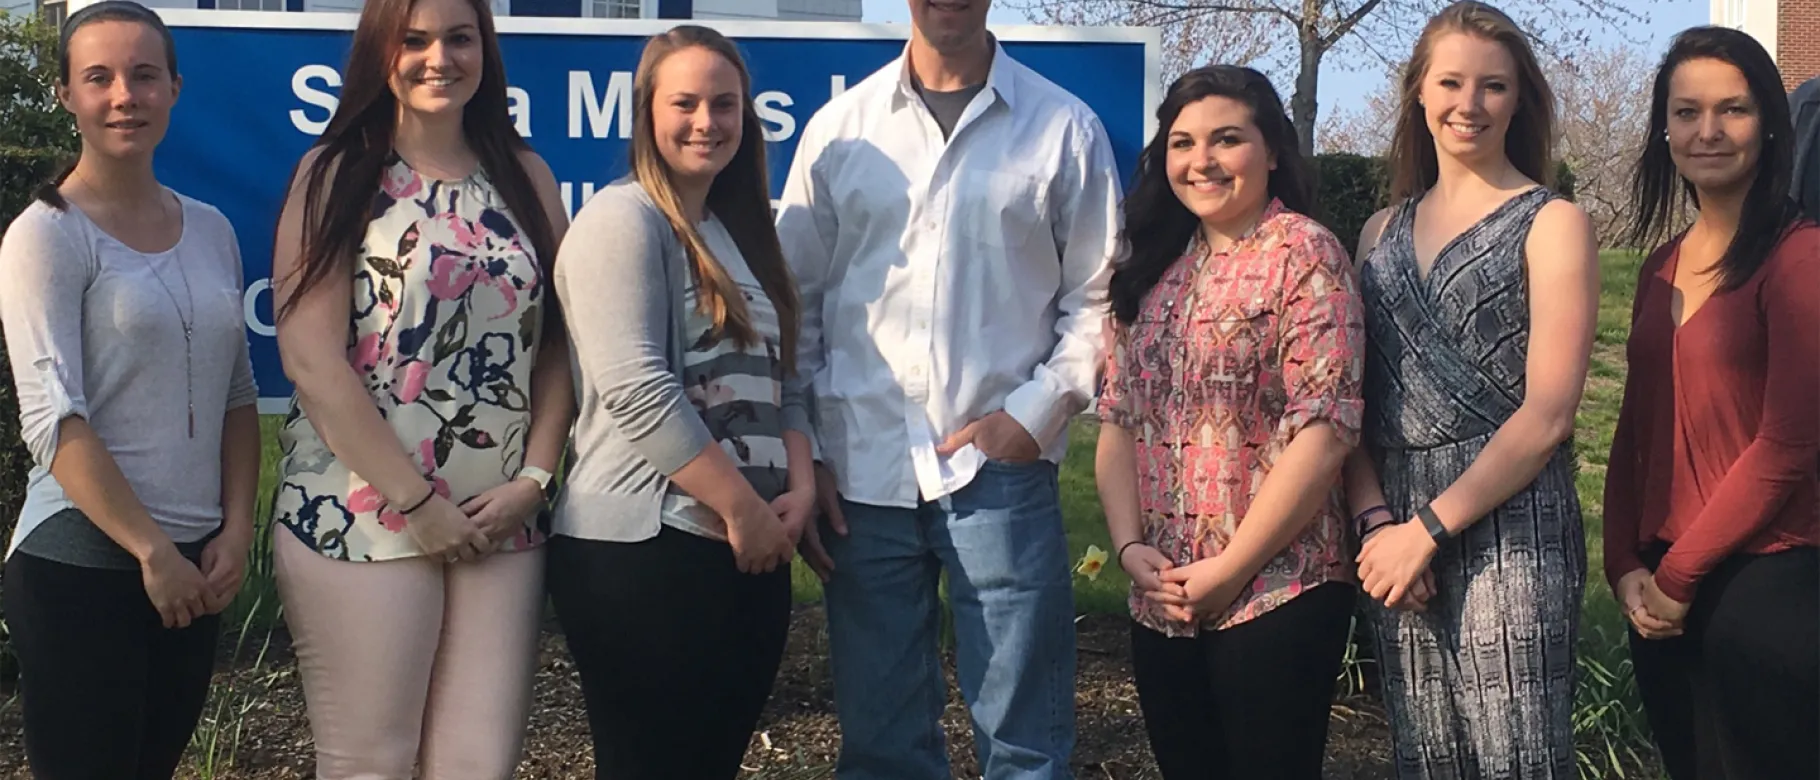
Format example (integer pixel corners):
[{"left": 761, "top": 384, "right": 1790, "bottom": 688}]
[{"left": 0, "top": 607, "right": 1396, "bottom": 779}]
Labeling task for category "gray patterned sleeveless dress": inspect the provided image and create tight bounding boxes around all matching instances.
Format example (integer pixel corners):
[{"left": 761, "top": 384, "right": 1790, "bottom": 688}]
[{"left": 1358, "top": 186, "right": 1586, "bottom": 779}]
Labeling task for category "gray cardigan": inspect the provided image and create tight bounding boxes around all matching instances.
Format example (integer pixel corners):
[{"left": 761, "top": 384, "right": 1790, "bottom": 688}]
[{"left": 551, "top": 177, "right": 811, "bottom": 542}]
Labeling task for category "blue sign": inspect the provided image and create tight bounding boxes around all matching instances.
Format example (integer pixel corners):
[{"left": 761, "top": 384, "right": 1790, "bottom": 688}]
[{"left": 152, "top": 11, "right": 1159, "bottom": 411}]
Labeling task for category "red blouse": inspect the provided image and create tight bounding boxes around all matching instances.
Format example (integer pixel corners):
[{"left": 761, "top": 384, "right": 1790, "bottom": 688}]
[
  {"left": 1603, "top": 222, "right": 1820, "bottom": 603},
  {"left": 1098, "top": 200, "right": 1365, "bottom": 636}
]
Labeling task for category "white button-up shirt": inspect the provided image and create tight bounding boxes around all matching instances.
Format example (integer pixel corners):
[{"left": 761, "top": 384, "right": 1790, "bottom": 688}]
[{"left": 776, "top": 41, "right": 1122, "bottom": 508}]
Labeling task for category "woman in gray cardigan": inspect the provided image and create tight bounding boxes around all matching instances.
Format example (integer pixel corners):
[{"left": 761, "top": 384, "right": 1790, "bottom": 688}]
[{"left": 546, "top": 25, "right": 814, "bottom": 780}]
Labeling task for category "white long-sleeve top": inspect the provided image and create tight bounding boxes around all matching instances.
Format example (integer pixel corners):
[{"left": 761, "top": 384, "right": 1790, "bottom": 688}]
[
  {"left": 776, "top": 40, "right": 1122, "bottom": 508},
  {"left": 0, "top": 194, "right": 258, "bottom": 559}
]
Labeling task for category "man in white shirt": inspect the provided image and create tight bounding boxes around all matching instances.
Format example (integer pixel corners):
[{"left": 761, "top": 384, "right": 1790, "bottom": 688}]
[{"left": 775, "top": 1, "right": 1121, "bottom": 777}]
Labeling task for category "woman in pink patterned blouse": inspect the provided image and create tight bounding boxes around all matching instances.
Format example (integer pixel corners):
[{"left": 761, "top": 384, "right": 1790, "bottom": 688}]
[{"left": 1096, "top": 64, "right": 1366, "bottom": 778}]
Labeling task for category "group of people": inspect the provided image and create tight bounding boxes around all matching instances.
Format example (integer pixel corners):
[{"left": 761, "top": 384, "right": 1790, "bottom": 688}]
[{"left": 0, "top": 0, "right": 1813, "bottom": 778}]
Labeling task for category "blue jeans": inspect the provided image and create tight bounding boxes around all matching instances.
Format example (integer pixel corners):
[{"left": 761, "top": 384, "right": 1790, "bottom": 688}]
[{"left": 823, "top": 460, "right": 1077, "bottom": 780}]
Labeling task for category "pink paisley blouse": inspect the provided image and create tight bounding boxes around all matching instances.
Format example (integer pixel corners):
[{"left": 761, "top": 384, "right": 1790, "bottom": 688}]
[{"left": 1098, "top": 199, "right": 1365, "bottom": 637}]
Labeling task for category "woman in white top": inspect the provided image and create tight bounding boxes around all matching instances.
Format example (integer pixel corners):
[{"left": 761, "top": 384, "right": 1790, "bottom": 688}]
[{"left": 0, "top": 2, "right": 261, "bottom": 777}]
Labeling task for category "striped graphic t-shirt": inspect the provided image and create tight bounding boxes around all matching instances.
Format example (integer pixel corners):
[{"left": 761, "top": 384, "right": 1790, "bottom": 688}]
[{"left": 660, "top": 215, "right": 789, "bottom": 541}]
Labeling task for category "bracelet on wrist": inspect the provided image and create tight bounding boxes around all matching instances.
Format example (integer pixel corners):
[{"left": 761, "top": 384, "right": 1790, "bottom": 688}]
[
  {"left": 1352, "top": 504, "right": 1392, "bottom": 536},
  {"left": 399, "top": 488, "right": 435, "bottom": 515},
  {"left": 1116, "top": 539, "right": 1144, "bottom": 568},
  {"left": 1417, "top": 504, "right": 1449, "bottom": 541}
]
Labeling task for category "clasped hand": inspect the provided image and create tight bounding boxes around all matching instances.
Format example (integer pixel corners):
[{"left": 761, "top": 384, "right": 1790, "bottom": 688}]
[
  {"left": 1357, "top": 521, "right": 1439, "bottom": 612},
  {"left": 1618, "top": 569, "right": 1688, "bottom": 640},
  {"left": 1118, "top": 544, "right": 1248, "bottom": 625}
]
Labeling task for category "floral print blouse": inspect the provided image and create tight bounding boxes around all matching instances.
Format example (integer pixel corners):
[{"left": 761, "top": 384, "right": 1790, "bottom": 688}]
[
  {"left": 1098, "top": 199, "right": 1365, "bottom": 637},
  {"left": 274, "top": 155, "right": 548, "bottom": 562}
]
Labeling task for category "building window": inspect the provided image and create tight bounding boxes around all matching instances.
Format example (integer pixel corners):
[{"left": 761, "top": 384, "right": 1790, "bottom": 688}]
[
  {"left": 217, "top": 0, "right": 286, "bottom": 10},
  {"left": 38, "top": 0, "right": 67, "bottom": 29},
  {"left": 589, "top": 0, "right": 642, "bottom": 18}
]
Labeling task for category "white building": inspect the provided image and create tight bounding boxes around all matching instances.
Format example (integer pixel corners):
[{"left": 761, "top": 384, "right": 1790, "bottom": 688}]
[
  {"left": 26, "top": 0, "right": 859, "bottom": 30},
  {"left": 1711, "top": 0, "right": 1777, "bottom": 66}
]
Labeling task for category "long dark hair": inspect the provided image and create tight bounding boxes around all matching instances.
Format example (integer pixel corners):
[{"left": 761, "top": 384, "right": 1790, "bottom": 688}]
[
  {"left": 1624, "top": 26, "right": 1803, "bottom": 290},
  {"left": 629, "top": 26, "right": 800, "bottom": 372},
  {"left": 1106, "top": 65, "right": 1311, "bottom": 325},
  {"left": 275, "top": 0, "right": 557, "bottom": 323},
  {"left": 33, "top": 0, "right": 179, "bottom": 211},
  {"left": 1386, "top": 1, "right": 1556, "bottom": 201}
]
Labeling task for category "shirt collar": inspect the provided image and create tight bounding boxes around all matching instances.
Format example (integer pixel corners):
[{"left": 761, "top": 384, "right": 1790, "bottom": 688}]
[
  {"left": 1191, "top": 198, "right": 1288, "bottom": 256},
  {"left": 889, "top": 35, "right": 1017, "bottom": 114}
]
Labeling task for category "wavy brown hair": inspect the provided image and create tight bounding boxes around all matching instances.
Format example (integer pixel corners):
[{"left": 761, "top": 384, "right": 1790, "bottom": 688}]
[
  {"left": 275, "top": 0, "right": 556, "bottom": 323},
  {"left": 630, "top": 25, "right": 799, "bottom": 371},
  {"left": 1108, "top": 65, "right": 1313, "bottom": 325},
  {"left": 1387, "top": 1, "right": 1557, "bottom": 201}
]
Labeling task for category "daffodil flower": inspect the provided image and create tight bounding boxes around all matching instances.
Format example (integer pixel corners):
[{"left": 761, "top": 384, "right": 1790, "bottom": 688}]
[{"left": 1074, "top": 544, "right": 1109, "bottom": 581}]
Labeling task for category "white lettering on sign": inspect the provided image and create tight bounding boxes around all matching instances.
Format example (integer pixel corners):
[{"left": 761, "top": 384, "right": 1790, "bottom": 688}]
[
  {"left": 244, "top": 278, "right": 275, "bottom": 338},
  {"left": 507, "top": 86, "right": 531, "bottom": 137},
  {"left": 568, "top": 70, "right": 635, "bottom": 140},
  {"left": 289, "top": 64, "right": 341, "bottom": 135},
  {"left": 559, "top": 181, "right": 601, "bottom": 218},
  {"left": 757, "top": 90, "right": 795, "bottom": 142}
]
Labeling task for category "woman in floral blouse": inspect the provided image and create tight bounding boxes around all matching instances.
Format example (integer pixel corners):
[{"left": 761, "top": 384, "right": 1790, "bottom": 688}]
[
  {"left": 1096, "top": 64, "right": 1366, "bottom": 779},
  {"left": 266, "top": 0, "right": 571, "bottom": 773}
]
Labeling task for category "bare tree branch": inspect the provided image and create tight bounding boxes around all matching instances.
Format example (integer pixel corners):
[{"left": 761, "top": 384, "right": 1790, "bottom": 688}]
[
  {"left": 1013, "top": 0, "right": 1657, "bottom": 156},
  {"left": 1320, "top": 0, "right": 1381, "bottom": 48}
]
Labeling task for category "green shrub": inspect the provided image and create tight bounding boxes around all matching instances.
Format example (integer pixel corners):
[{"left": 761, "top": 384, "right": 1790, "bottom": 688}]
[
  {"left": 1555, "top": 159, "right": 1578, "bottom": 203},
  {"left": 1312, "top": 153, "right": 1390, "bottom": 258}
]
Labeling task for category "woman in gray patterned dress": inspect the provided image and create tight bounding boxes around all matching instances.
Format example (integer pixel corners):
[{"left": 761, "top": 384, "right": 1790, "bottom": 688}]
[{"left": 1342, "top": 3, "right": 1601, "bottom": 778}]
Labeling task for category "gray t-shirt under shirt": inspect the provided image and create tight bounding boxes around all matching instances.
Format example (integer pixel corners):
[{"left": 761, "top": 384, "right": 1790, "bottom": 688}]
[
  {"left": 0, "top": 193, "right": 258, "bottom": 568},
  {"left": 916, "top": 80, "right": 987, "bottom": 140}
]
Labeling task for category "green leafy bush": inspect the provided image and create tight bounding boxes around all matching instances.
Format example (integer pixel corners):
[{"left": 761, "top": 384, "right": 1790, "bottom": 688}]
[{"left": 1311, "top": 153, "right": 1390, "bottom": 258}]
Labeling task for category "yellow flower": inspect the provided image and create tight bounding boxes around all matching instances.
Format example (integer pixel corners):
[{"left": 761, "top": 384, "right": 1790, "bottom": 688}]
[{"left": 1074, "top": 544, "right": 1109, "bottom": 581}]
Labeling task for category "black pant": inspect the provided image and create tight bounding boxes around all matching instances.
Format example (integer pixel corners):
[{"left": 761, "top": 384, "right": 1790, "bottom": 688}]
[
  {"left": 1630, "top": 545, "right": 1819, "bottom": 780},
  {"left": 546, "top": 527, "right": 793, "bottom": 780},
  {"left": 2, "top": 550, "right": 220, "bottom": 780},
  {"left": 1129, "top": 581, "right": 1355, "bottom": 780}
]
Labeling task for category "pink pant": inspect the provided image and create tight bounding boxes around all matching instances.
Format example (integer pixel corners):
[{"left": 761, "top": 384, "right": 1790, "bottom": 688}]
[{"left": 274, "top": 531, "right": 544, "bottom": 780}]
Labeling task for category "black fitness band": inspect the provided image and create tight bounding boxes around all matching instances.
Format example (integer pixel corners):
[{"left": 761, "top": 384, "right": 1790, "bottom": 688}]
[{"left": 1417, "top": 504, "right": 1449, "bottom": 542}]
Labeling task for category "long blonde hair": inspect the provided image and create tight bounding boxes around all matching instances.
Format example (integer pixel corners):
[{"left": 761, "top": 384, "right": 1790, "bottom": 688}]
[
  {"left": 1387, "top": 1, "right": 1557, "bottom": 201},
  {"left": 630, "top": 25, "right": 799, "bottom": 371}
]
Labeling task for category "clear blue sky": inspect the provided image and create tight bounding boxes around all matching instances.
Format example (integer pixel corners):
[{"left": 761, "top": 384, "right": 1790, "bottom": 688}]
[{"left": 859, "top": 0, "right": 1709, "bottom": 114}]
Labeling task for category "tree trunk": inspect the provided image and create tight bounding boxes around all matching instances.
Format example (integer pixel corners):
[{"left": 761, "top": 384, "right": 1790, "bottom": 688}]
[{"left": 1291, "top": 23, "right": 1324, "bottom": 157}]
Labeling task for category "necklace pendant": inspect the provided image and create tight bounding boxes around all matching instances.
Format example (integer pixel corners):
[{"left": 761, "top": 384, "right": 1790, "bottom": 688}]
[{"left": 188, "top": 403, "right": 195, "bottom": 439}]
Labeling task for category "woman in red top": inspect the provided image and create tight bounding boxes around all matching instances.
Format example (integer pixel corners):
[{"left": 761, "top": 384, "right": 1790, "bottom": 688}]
[
  {"left": 1609, "top": 25, "right": 1818, "bottom": 780},
  {"left": 1096, "top": 64, "right": 1365, "bottom": 778}
]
